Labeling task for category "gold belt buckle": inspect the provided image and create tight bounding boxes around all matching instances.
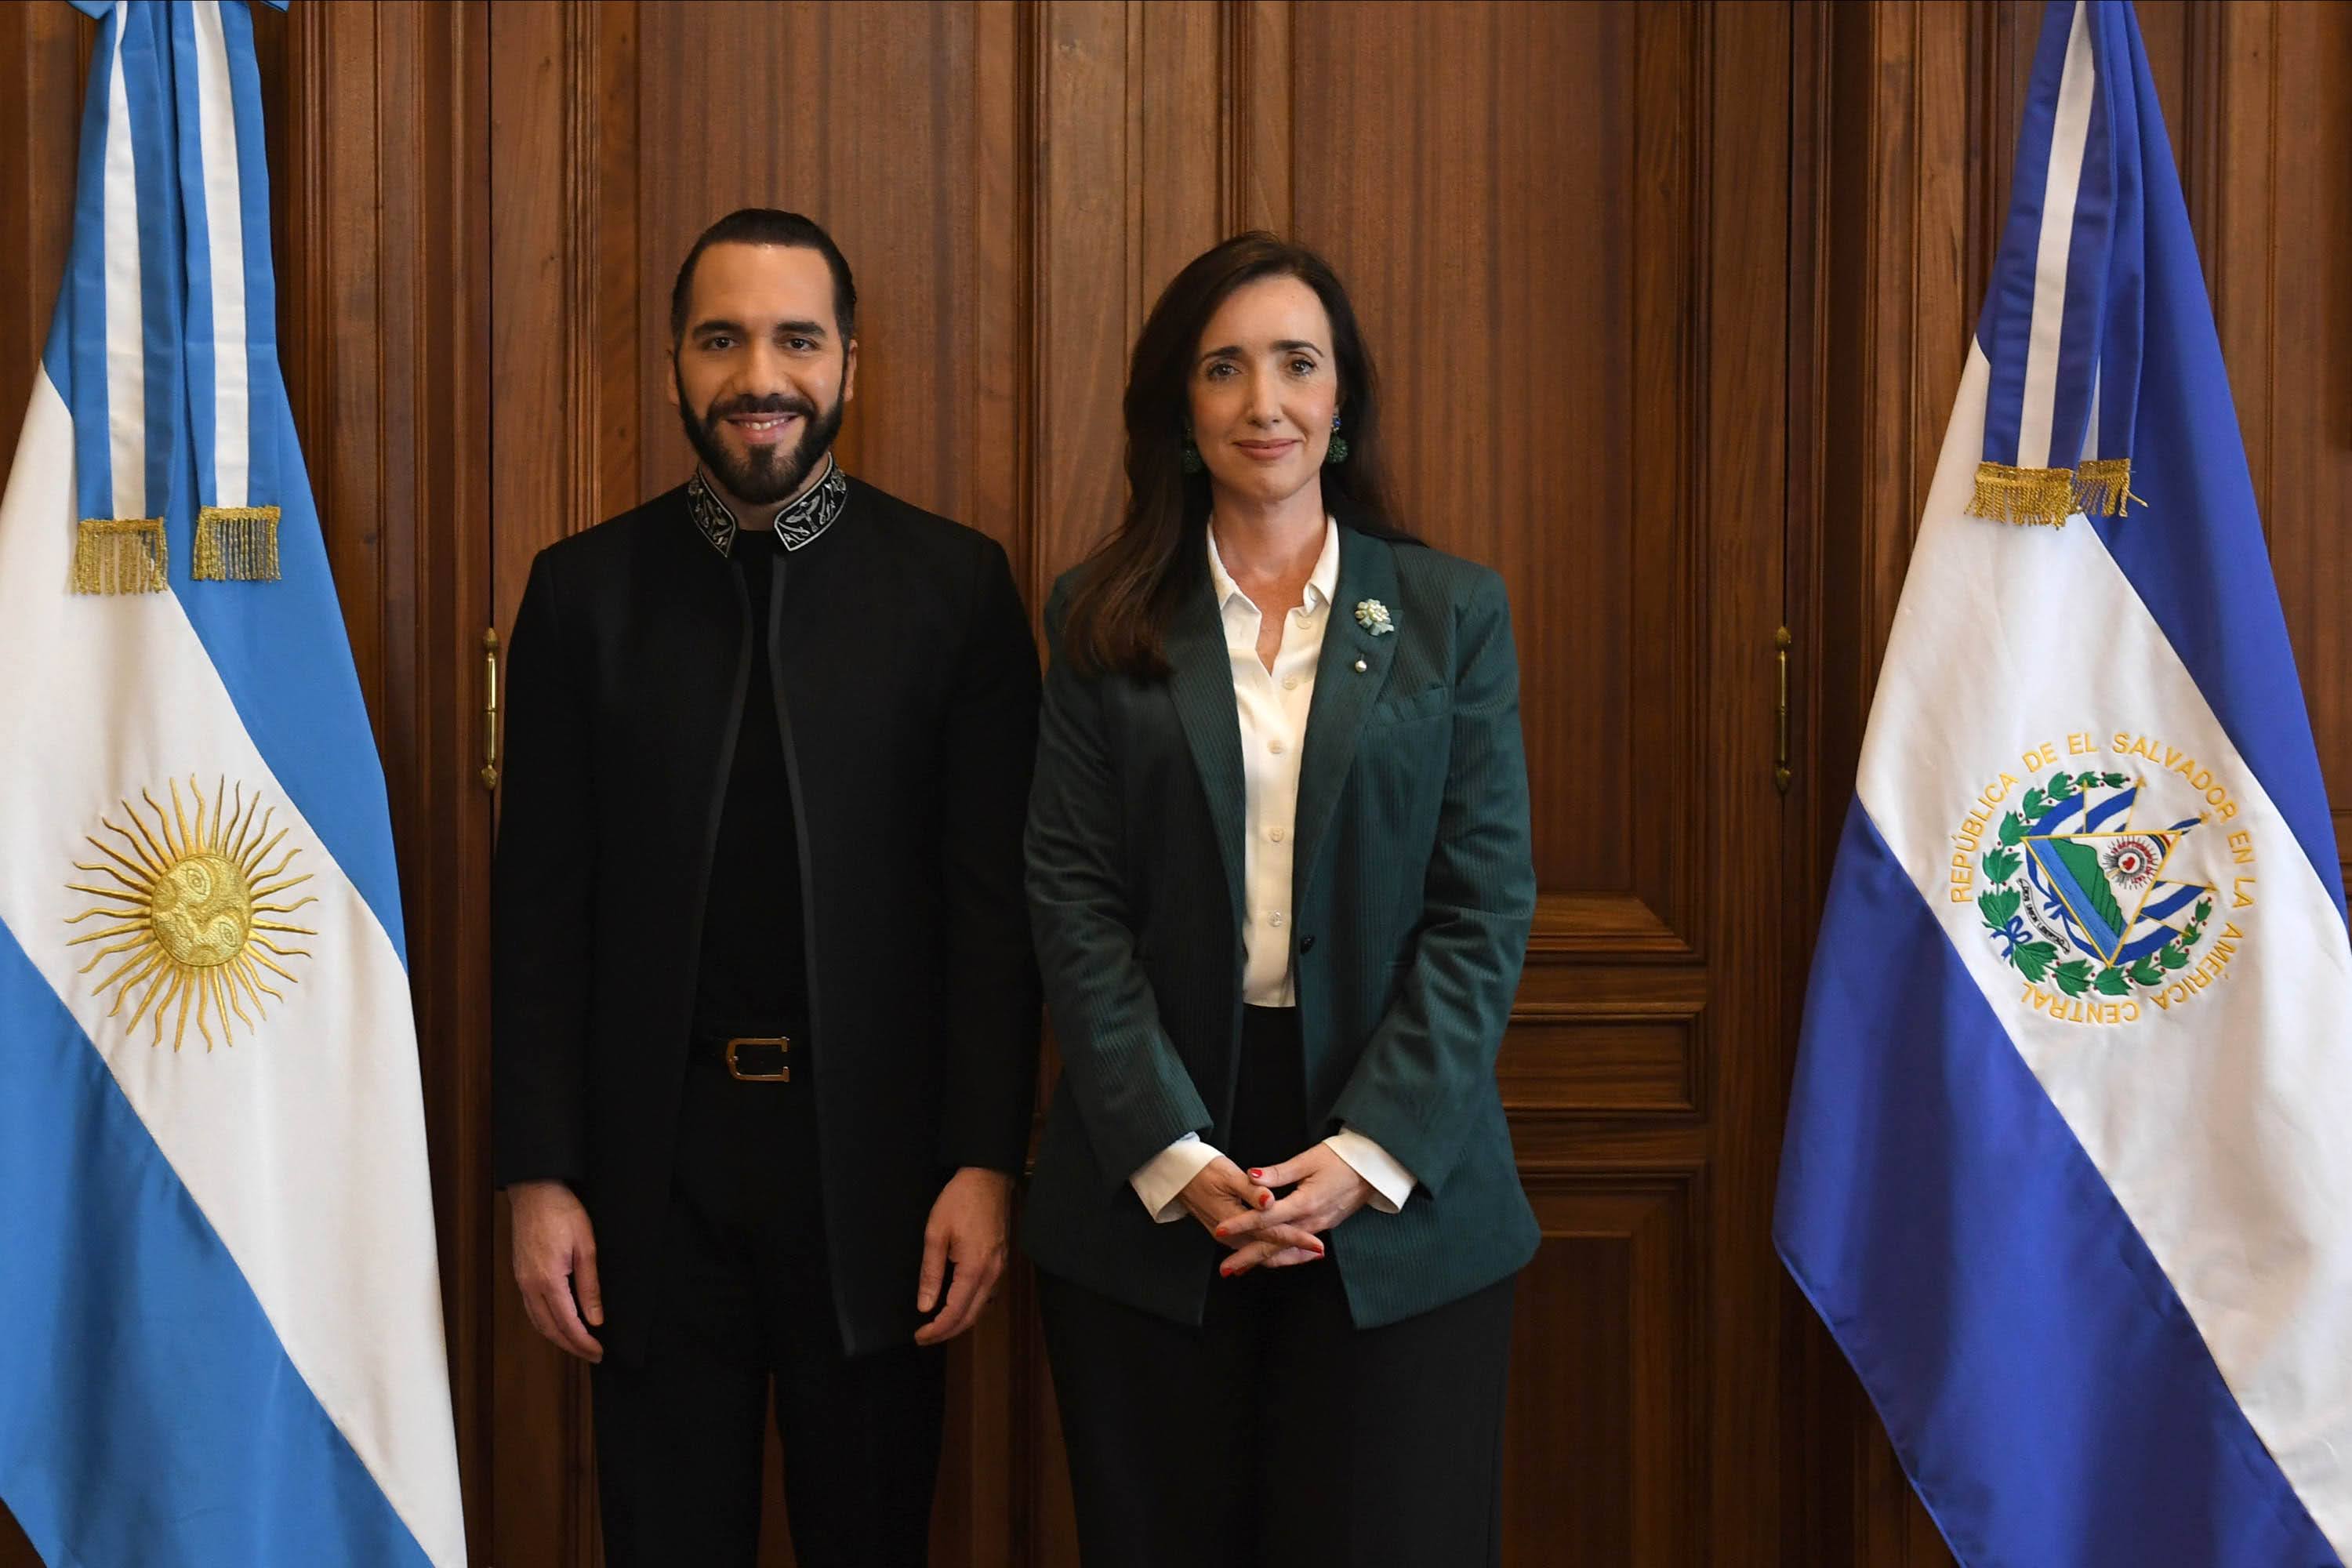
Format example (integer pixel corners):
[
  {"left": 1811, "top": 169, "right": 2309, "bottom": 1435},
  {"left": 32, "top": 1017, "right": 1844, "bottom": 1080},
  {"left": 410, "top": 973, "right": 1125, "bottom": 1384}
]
[{"left": 724, "top": 1035, "right": 793, "bottom": 1082}]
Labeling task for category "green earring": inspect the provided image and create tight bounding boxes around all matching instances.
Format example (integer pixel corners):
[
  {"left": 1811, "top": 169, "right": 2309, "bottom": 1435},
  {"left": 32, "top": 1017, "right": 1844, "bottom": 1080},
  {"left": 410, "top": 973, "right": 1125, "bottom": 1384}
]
[
  {"left": 1181, "top": 433, "right": 1206, "bottom": 474},
  {"left": 1325, "top": 414, "right": 1349, "bottom": 466}
]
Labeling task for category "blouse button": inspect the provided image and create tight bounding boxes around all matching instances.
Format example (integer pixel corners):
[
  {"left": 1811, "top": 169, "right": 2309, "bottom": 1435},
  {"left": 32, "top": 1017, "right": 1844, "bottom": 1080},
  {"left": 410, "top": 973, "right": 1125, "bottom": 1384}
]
[
  {"left": 1269, "top": 739, "right": 1285, "bottom": 755},
  {"left": 1269, "top": 913, "right": 1285, "bottom": 929},
  {"left": 1282, "top": 674, "right": 1299, "bottom": 691},
  {"left": 1269, "top": 827, "right": 1285, "bottom": 842}
]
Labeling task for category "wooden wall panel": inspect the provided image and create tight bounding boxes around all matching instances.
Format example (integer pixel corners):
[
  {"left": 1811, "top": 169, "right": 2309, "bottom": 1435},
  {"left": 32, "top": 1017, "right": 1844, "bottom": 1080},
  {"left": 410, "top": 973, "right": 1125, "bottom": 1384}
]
[
  {"left": 0, "top": 5, "right": 86, "bottom": 473},
  {"left": 1505, "top": 1178, "right": 1698, "bottom": 1565},
  {"left": 2232, "top": 1, "right": 2352, "bottom": 881}
]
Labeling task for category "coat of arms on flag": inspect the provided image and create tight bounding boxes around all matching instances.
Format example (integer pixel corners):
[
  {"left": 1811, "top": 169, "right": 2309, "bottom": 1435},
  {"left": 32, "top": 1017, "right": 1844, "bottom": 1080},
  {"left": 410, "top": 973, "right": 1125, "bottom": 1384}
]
[{"left": 1952, "top": 744, "right": 2252, "bottom": 1022}]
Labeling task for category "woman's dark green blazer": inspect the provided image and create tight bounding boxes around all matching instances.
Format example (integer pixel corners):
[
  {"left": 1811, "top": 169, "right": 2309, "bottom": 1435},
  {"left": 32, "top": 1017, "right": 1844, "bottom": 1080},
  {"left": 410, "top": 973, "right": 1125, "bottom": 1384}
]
[{"left": 1022, "top": 521, "right": 1541, "bottom": 1330}]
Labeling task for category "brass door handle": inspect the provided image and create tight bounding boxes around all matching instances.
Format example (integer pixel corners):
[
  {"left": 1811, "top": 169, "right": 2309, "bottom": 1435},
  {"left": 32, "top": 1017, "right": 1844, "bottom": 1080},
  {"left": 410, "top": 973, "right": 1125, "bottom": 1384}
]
[
  {"left": 1774, "top": 625, "right": 1792, "bottom": 794},
  {"left": 480, "top": 626, "right": 501, "bottom": 790}
]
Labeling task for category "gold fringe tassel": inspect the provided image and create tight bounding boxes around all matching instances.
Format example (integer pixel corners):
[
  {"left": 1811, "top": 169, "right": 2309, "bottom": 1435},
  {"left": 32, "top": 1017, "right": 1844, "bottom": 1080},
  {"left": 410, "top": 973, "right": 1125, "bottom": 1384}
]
[
  {"left": 194, "top": 505, "right": 281, "bottom": 582},
  {"left": 2074, "top": 457, "right": 2147, "bottom": 517},
  {"left": 72, "top": 517, "right": 169, "bottom": 595},
  {"left": 1963, "top": 461, "right": 2081, "bottom": 528}
]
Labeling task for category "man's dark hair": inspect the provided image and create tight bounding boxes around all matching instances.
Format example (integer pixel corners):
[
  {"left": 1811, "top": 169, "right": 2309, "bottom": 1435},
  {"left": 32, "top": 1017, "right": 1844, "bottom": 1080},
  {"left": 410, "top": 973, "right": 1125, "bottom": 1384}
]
[{"left": 670, "top": 208, "right": 858, "bottom": 343}]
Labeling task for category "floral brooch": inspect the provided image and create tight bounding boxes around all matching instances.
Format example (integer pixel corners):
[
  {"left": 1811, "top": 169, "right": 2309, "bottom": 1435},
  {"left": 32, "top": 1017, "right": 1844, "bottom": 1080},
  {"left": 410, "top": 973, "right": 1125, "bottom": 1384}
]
[{"left": 1354, "top": 599, "right": 1394, "bottom": 636}]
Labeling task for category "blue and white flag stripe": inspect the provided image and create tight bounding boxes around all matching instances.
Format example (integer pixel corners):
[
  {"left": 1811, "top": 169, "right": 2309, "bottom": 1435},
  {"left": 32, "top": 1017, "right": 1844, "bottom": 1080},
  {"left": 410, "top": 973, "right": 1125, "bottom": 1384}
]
[
  {"left": 169, "top": 0, "right": 276, "bottom": 514},
  {"left": 0, "top": 4, "right": 460, "bottom": 1563},
  {"left": 0, "top": 917, "right": 433, "bottom": 1566},
  {"left": 1780, "top": 2, "right": 2352, "bottom": 1562},
  {"left": 1976, "top": 1, "right": 2144, "bottom": 481}
]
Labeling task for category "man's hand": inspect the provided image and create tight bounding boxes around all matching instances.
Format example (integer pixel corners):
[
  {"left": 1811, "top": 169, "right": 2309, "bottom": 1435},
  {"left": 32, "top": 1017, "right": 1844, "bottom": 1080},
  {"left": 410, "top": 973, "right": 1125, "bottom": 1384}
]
[
  {"left": 509, "top": 1180, "right": 604, "bottom": 1363},
  {"left": 1177, "top": 1155, "right": 1324, "bottom": 1278},
  {"left": 915, "top": 1167, "right": 1016, "bottom": 1346}
]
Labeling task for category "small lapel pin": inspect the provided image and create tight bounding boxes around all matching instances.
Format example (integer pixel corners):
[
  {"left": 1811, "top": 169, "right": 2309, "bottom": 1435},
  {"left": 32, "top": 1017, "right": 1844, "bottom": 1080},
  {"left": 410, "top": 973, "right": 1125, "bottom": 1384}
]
[
  {"left": 1354, "top": 659, "right": 1368, "bottom": 673},
  {"left": 1353, "top": 598, "right": 1394, "bottom": 636}
]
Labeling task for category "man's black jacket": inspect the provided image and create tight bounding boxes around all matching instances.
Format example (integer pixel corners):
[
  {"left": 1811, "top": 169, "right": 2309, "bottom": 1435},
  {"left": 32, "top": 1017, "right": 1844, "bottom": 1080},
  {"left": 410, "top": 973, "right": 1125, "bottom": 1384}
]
[{"left": 492, "top": 476, "right": 1042, "bottom": 1360}]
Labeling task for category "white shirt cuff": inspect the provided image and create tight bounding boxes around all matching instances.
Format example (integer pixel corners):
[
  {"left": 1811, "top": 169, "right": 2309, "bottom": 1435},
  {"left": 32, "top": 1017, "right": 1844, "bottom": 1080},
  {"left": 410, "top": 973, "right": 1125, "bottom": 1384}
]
[
  {"left": 1324, "top": 1129, "right": 1417, "bottom": 1213},
  {"left": 1131, "top": 1134, "right": 1222, "bottom": 1222}
]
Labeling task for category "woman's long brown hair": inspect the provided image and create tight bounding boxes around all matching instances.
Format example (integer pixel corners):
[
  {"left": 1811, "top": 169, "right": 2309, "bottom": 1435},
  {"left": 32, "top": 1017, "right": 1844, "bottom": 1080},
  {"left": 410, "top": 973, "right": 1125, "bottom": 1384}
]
[{"left": 1059, "top": 233, "right": 1411, "bottom": 678}]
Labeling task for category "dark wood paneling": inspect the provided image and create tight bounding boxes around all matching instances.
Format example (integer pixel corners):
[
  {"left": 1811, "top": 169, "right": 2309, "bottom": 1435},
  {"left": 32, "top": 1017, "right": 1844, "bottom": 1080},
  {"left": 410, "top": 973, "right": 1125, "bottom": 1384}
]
[
  {"left": 1502, "top": 1178, "right": 1700, "bottom": 1564},
  {"left": 0, "top": 4, "right": 85, "bottom": 473},
  {"left": 2252, "top": 2, "right": 2352, "bottom": 857}
]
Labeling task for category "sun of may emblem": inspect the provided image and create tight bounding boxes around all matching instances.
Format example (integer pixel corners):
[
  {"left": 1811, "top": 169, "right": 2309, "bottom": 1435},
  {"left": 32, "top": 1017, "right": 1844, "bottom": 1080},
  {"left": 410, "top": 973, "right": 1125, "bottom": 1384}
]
[
  {"left": 1947, "top": 731, "right": 2259, "bottom": 1025},
  {"left": 64, "top": 777, "right": 319, "bottom": 1051}
]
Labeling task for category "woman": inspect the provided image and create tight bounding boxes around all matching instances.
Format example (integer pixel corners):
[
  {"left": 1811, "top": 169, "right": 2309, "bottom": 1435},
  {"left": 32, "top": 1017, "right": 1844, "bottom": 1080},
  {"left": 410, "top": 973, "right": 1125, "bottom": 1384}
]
[{"left": 1023, "top": 232, "right": 1541, "bottom": 1566}]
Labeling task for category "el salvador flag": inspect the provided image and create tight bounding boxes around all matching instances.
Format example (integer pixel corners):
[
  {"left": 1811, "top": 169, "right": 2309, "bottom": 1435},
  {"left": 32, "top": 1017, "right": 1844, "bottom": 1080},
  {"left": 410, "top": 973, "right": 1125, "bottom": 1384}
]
[
  {"left": 1776, "top": 2, "right": 2352, "bottom": 1563},
  {"left": 0, "top": 3, "right": 463, "bottom": 1563}
]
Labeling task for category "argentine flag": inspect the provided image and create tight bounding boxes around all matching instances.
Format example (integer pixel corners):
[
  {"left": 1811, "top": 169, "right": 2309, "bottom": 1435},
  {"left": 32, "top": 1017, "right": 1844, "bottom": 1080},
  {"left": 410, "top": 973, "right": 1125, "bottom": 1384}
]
[
  {"left": 1777, "top": 2, "right": 2352, "bottom": 1561},
  {"left": 0, "top": 3, "right": 463, "bottom": 1563}
]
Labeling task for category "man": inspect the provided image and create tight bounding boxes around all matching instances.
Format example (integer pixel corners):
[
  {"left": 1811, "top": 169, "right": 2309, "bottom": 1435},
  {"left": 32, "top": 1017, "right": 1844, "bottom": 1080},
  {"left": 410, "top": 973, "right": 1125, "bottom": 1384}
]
[{"left": 493, "top": 208, "right": 1041, "bottom": 1566}]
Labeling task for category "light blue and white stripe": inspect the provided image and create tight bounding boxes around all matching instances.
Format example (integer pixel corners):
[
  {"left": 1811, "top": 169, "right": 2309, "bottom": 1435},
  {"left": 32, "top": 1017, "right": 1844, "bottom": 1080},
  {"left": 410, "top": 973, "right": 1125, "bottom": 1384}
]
[{"left": 0, "top": 5, "right": 462, "bottom": 1563}]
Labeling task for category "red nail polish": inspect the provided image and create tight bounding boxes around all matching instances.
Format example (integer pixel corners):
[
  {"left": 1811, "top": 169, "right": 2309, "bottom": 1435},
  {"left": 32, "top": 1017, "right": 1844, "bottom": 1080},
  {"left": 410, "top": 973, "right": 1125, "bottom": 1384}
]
[
  {"left": 1248, "top": 1169, "right": 1264, "bottom": 1179},
  {"left": 1258, "top": 1192, "right": 1272, "bottom": 1208}
]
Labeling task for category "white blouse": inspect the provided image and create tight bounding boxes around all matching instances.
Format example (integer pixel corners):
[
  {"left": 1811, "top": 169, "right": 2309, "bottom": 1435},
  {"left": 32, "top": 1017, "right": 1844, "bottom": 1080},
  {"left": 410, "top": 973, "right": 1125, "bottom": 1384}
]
[{"left": 1127, "top": 518, "right": 1416, "bottom": 1221}]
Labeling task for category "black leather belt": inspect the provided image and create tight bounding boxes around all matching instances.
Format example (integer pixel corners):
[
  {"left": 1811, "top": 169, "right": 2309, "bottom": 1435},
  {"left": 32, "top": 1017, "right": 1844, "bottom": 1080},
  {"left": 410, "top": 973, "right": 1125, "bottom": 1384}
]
[{"left": 691, "top": 1029, "right": 796, "bottom": 1082}]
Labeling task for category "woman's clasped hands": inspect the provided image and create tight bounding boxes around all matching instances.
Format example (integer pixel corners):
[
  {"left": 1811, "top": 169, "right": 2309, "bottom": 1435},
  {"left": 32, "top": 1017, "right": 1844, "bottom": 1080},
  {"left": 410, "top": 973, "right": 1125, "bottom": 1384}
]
[{"left": 1177, "top": 1146, "right": 1376, "bottom": 1277}]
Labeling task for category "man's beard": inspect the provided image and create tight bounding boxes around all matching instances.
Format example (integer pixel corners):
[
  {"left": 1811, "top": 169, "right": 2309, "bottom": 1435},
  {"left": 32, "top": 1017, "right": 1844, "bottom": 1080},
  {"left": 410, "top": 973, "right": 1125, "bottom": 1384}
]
[{"left": 675, "top": 372, "right": 847, "bottom": 510}]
